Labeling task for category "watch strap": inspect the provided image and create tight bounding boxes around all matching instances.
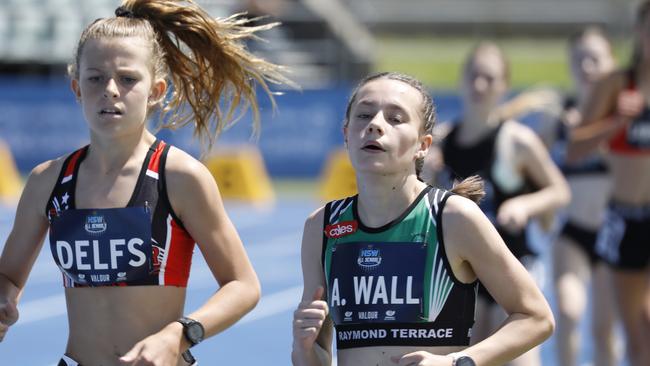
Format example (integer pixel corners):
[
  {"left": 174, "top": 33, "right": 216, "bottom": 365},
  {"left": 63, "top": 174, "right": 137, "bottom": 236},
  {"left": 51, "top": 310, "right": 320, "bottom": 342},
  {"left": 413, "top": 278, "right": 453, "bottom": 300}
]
[
  {"left": 181, "top": 349, "right": 196, "bottom": 364},
  {"left": 176, "top": 316, "right": 204, "bottom": 347}
]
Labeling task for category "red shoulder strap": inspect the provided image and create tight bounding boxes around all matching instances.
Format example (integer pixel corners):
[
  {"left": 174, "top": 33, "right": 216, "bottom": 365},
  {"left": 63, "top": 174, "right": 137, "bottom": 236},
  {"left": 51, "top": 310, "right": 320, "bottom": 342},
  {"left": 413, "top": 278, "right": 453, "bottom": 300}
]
[
  {"left": 146, "top": 140, "right": 167, "bottom": 175},
  {"left": 61, "top": 147, "right": 87, "bottom": 183}
]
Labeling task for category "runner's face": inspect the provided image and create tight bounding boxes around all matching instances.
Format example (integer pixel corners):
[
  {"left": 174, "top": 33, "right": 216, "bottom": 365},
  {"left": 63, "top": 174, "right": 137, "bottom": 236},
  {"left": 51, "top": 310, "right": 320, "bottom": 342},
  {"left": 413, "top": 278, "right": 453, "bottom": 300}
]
[
  {"left": 570, "top": 35, "right": 614, "bottom": 89},
  {"left": 71, "top": 36, "right": 164, "bottom": 139},
  {"left": 345, "top": 78, "right": 431, "bottom": 175},
  {"left": 461, "top": 48, "right": 508, "bottom": 109}
]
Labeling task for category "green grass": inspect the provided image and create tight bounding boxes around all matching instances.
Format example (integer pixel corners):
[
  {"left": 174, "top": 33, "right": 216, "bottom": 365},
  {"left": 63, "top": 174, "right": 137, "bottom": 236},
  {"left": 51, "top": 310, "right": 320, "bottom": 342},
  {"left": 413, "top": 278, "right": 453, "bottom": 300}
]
[
  {"left": 272, "top": 178, "right": 319, "bottom": 198},
  {"left": 374, "top": 36, "right": 632, "bottom": 91}
]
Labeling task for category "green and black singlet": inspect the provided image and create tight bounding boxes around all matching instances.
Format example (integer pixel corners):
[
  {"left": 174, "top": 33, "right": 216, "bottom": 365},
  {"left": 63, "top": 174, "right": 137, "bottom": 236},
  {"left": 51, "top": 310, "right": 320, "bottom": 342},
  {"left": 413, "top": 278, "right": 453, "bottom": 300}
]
[{"left": 321, "top": 186, "right": 478, "bottom": 349}]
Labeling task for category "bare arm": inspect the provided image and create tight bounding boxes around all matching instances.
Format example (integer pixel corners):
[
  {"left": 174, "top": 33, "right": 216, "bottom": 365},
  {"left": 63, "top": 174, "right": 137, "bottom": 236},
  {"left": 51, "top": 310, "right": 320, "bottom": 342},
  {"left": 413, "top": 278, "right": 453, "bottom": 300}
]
[
  {"left": 0, "top": 160, "right": 60, "bottom": 341},
  {"left": 445, "top": 195, "right": 554, "bottom": 366},
  {"left": 516, "top": 122, "right": 570, "bottom": 215},
  {"left": 567, "top": 70, "right": 643, "bottom": 161},
  {"left": 148, "top": 147, "right": 261, "bottom": 350},
  {"left": 536, "top": 111, "right": 562, "bottom": 150},
  {"left": 292, "top": 207, "right": 333, "bottom": 366},
  {"left": 497, "top": 122, "right": 570, "bottom": 231}
]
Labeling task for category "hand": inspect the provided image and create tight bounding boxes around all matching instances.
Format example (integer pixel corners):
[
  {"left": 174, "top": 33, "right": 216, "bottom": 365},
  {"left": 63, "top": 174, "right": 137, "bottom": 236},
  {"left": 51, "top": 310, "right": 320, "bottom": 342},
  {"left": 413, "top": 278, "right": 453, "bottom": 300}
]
[
  {"left": 0, "top": 297, "right": 19, "bottom": 342},
  {"left": 292, "top": 286, "right": 328, "bottom": 352},
  {"left": 119, "top": 324, "right": 183, "bottom": 366},
  {"left": 615, "top": 90, "right": 644, "bottom": 121},
  {"left": 496, "top": 198, "right": 529, "bottom": 234},
  {"left": 390, "top": 351, "right": 454, "bottom": 366}
]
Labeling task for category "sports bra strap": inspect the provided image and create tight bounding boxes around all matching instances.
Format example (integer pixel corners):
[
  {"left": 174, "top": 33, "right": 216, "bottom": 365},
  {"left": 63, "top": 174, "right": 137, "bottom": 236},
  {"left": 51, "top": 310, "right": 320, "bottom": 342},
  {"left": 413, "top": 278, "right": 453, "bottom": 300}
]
[{"left": 321, "top": 196, "right": 355, "bottom": 268}]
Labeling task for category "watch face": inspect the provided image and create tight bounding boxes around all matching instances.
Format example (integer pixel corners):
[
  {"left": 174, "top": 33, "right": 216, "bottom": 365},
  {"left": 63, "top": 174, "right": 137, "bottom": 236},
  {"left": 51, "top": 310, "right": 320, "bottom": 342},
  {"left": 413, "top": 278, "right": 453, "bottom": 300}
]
[
  {"left": 457, "top": 356, "right": 476, "bottom": 366},
  {"left": 187, "top": 323, "right": 204, "bottom": 343}
]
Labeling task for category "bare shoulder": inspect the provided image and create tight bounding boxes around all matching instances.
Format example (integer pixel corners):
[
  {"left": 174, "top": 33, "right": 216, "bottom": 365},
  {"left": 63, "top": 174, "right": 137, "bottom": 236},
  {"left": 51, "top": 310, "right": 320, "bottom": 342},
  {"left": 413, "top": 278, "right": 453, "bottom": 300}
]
[
  {"left": 441, "top": 194, "right": 483, "bottom": 228},
  {"left": 163, "top": 146, "right": 222, "bottom": 201},
  {"left": 163, "top": 146, "right": 211, "bottom": 184},
  {"left": 501, "top": 120, "right": 547, "bottom": 156},
  {"left": 17, "top": 156, "right": 68, "bottom": 218},
  {"left": 442, "top": 194, "right": 496, "bottom": 251},
  {"left": 442, "top": 194, "right": 509, "bottom": 271},
  {"left": 31, "top": 157, "right": 62, "bottom": 179},
  {"left": 27, "top": 156, "right": 66, "bottom": 196},
  {"left": 300, "top": 206, "right": 327, "bottom": 268},
  {"left": 162, "top": 146, "right": 219, "bottom": 222},
  {"left": 303, "top": 206, "right": 326, "bottom": 243},
  {"left": 501, "top": 119, "right": 538, "bottom": 145}
]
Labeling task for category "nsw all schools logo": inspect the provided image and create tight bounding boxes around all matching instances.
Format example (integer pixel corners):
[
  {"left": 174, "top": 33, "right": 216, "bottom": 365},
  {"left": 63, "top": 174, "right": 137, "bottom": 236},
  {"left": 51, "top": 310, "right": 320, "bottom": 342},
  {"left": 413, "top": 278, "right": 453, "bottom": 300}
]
[
  {"left": 357, "top": 246, "right": 382, "bottom": 269},
  {"left": 84, "top": 213, "right": 107, "bottom": 235}
]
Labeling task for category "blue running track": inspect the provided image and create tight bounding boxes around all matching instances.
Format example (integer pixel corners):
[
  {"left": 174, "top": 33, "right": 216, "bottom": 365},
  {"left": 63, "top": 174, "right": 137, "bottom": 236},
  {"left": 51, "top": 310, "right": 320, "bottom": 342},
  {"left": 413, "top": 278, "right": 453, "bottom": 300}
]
[{"left": 0, "top": 195, "right": 621, "bottom": 365}]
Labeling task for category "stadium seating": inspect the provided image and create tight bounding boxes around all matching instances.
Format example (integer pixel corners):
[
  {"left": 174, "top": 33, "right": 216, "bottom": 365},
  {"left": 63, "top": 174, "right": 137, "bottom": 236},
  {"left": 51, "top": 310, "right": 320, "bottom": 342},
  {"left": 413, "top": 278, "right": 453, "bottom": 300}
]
[{"left": 0, "top": 0, "right": 374, "bottom": 88}]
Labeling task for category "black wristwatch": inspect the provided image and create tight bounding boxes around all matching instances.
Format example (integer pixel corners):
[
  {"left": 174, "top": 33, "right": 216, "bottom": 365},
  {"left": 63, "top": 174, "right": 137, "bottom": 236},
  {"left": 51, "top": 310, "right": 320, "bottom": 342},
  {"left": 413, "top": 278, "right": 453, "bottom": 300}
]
[
  {"left": 176, "top": 316, "right": 205, "bottom": 347},
  {"left": 450, "top": 352, "right": 476, "bottom": 366}
]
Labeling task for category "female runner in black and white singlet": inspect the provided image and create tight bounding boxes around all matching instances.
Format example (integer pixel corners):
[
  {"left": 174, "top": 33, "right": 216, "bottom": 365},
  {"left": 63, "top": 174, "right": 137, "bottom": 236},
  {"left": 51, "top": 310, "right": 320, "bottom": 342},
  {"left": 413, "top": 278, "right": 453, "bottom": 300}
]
[{"left": 438, "top": 43, "right": 570, "bottom": 366}]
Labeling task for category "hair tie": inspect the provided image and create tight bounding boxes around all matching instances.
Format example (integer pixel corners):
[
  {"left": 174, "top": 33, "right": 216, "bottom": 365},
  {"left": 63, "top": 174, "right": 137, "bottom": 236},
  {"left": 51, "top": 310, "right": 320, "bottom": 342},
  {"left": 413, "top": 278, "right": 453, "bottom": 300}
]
[{"left": 115, "top": 6, "right": 137, "bottom": 19}]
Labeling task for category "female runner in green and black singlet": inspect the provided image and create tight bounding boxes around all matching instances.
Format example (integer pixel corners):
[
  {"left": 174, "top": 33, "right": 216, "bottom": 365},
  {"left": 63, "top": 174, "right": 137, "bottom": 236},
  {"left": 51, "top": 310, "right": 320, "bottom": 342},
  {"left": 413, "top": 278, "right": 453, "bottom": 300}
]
[{"left": 292, "top": 72, "right": 555, "bottom": 366}]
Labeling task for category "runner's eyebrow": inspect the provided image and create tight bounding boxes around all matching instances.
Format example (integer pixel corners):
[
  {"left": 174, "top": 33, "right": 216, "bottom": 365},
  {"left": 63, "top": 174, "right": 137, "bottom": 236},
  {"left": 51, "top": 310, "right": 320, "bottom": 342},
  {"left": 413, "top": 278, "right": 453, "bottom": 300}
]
[{"left": 356, "top": 100, "right": 409, "bottom": 114}]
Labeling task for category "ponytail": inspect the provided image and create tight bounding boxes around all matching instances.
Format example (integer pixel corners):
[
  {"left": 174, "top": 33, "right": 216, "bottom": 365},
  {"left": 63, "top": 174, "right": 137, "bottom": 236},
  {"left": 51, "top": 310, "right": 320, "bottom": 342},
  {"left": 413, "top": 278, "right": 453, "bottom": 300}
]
[
  {"left": 70, "top": 0, "right": 294, "bottom": 150},
  {"left": 450, "top": 175, "right": 485, "bottom": 204}
]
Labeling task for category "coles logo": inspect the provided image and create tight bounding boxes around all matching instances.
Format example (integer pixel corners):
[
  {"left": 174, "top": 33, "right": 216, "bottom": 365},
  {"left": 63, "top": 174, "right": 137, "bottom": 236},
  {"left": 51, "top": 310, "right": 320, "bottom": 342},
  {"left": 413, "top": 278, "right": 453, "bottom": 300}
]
[{"left": 325, "top": 221, "right": 358, "bottom": 238}]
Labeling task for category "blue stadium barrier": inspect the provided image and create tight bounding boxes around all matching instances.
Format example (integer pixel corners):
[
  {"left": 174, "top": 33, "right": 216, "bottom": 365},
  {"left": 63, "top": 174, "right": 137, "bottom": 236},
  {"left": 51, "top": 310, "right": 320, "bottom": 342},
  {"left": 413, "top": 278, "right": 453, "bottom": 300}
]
[{"left": 0, "top": 77, "right": 462, "bottom": 177}]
